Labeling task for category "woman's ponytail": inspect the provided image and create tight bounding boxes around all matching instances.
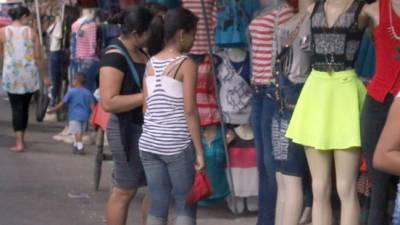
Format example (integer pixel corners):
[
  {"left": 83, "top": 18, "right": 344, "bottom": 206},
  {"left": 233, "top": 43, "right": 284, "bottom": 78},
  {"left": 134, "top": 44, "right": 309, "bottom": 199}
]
[{"left": 147, "top": 14, "right": 165, "bottom": 56}]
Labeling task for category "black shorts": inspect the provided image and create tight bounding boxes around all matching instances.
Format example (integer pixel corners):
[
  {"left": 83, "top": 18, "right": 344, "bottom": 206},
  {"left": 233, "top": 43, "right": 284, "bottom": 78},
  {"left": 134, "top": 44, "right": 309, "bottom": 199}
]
[{"left": 107, "top": 115, "right": 146, "bottom": 189}]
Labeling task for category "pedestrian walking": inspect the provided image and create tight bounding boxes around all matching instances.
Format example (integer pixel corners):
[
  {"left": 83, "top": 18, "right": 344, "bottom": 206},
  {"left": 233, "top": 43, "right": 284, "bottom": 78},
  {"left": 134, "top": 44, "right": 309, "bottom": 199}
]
[
  {"left": 0, "top": 5, "right": 49, "bottom": 152},
  {"left": 48, "top": 73, "right": 95, "bottom": 154},
  {"left": 138, "top": 8, "right": 205, "bottom": 225}
]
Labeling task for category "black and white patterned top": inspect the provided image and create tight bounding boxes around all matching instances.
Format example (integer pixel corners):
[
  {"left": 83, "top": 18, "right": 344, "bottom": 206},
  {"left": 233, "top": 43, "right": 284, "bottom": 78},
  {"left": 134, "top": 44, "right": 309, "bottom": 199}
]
[{"left": 310, "top": 0, "right": 365, "bottom": 72}]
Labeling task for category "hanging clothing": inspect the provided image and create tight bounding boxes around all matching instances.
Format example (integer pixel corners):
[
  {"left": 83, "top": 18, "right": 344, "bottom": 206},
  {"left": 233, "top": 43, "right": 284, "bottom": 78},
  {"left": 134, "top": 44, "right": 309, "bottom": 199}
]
[
  {"left": 355, "top": 30, "right": 376, "bottom": 81},
  {"left": 215, "top": 0, "right": 260, "bottom": 47},
  {"left": 2, "top": 26, "right": 39, "bottom": 94},
  {"left": 275, "top": 13, "right": 311, "bottom": 84},
  {"left": 310, "top": 0, "right": 365, "bottom": 72},
  {"left": 196, "top": 55, "right": 221, "bottom": 126},
  {"left": 182, "top": 0, "right": 217, "bottom": 55},
  {"left": 47, "top": 19, "right": 63, "bottom": 52},
  {"left": 286, "top": 69, "right": 366, "bottom": 150},
  {"left": 139, "top": 56, "right": 192, "bottom": 156},
  {"left": 230, "top": 54, "right": 251, "bottom": 83},
  {"left": 367, "top": 0, "right": 400, "bottom": 103},
  {"left": 228, "top": 134, "right": 258, "bottom": 197},
  {"left": 249, "top": 4, "right": 294, "bottom": 85},
  {"left": 71, "top": 17, "right": 98, "bottom": 60},
  {"left": 99, "top": 23, "right": 121, "bottom": 49},
  {"left": 217, "top": 51, "right": 252, "bottom": 124},
  {"left": 199, "top": 126, "right": 230, "bottom": 206}
]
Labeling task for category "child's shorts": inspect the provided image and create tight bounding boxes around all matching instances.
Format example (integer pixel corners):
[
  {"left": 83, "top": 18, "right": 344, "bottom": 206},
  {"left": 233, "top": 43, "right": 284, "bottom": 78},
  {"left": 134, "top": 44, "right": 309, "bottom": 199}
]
[{"left": 69, "top": 121, "right": 86, "bottom": 135}]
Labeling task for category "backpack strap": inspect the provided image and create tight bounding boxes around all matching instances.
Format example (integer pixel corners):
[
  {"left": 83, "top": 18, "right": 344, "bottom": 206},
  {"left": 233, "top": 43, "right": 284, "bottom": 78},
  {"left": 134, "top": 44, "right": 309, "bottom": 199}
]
[{"left": 106, "top": 44, "right": 142, "bottom": 90}]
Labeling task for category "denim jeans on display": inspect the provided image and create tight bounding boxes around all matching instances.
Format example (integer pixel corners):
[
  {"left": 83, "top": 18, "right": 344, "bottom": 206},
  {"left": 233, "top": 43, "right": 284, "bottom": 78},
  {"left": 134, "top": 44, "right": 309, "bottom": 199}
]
[
  {"left": 140, "top": 146, "right": 197, "bottom": 225},
  {"left": 273, "top": 75, "right": 307, "bottom": 177},
  {"left": 361, "top": 94, "right": 395, "bottom": 225},
  {"left": 49, "top": 51, "right": 63, "bottom": 106},
  {"left": 250, "top": 84, "right": 278, "bottom": 225}
]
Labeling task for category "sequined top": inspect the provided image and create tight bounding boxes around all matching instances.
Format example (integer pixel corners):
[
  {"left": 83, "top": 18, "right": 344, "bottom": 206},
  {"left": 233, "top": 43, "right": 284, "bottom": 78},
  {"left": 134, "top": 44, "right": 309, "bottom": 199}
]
[{"left": 310, "top": 0, "right": 365, "bottom": 72}]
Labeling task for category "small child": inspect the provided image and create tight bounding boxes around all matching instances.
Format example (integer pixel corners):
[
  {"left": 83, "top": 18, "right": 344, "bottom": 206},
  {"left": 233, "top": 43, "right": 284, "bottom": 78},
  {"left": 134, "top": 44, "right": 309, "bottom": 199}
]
[{"left": 49, "top": 73, "right": 95, "bottom": 154}]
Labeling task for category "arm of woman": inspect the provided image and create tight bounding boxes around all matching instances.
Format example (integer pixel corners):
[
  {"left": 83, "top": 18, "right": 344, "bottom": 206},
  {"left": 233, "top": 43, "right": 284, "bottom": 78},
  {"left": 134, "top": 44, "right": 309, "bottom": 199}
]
[
  {"left": 373, "top": 98, "right": 400, "bottom": 176},
  {"left": 182, "top": 59, "right": 205, "bottom": 171},
  {"left": 99, "top": 66, "right": 143, "bottom": 113}
]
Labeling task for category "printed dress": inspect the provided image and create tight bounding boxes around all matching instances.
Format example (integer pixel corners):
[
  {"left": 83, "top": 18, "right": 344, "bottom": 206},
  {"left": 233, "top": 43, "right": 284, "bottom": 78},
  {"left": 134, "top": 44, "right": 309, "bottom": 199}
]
[{"left": 2, "top": 25, "right": 39, "bottom": 94}]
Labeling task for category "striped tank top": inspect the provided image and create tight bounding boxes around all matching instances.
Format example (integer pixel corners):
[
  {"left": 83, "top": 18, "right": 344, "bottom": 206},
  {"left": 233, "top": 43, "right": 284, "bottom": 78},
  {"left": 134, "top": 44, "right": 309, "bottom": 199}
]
[{"left": 139, "top": 55, "right": 192, "bottom": 155}]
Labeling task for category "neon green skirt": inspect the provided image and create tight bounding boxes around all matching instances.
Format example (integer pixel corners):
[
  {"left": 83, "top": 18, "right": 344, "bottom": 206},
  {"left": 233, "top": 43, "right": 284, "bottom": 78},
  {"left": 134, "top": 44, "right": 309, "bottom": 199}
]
[{"left": 286, "top": 69, "right": 366, "bottom": 150}]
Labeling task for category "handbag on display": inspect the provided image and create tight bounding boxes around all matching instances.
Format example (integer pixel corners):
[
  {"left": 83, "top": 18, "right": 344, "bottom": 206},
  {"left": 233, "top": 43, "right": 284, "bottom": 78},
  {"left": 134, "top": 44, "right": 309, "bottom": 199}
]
[{"left": 186, "top": 171, "right": 213, "bottom": 206}]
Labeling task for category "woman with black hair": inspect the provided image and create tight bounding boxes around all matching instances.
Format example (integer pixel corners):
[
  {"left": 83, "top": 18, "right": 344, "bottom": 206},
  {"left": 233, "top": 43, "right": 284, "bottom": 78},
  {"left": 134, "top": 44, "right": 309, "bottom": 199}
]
[
  {"left": 139, "top": 7, "right": 204, "bottom": 225},
  {"left": 0, "top": 5, "right": 49, "bottom": 152},
  {"left": 99, "top": 6, "right": 158, "bottom": 225}
]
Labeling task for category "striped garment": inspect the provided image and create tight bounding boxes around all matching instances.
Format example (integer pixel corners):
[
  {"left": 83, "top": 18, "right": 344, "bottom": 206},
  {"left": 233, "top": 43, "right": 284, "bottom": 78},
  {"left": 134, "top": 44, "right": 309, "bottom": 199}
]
[
  {"left": 71, "top": 18, "right": 97, "bottom": 60},
  {"left": 182, "top": 0, "right": 217, "bottom": 55},
  {"left": 139, "top": 56, "right": 192, "bottom": 155},
  {"left": 249, "top": 5, "right": 294, "bottom": 85}
]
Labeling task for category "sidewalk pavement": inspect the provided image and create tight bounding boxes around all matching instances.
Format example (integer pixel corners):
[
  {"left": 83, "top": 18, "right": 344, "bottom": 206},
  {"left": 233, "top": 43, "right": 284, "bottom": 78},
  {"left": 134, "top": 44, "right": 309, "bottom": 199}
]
[{"left": 0, "top": 97, "right": 257, "bottom": 225}]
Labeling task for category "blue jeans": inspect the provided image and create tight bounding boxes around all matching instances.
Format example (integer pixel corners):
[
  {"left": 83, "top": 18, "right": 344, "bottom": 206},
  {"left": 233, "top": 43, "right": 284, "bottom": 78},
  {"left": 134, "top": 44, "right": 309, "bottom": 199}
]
[
  {"left": 49, "top": 51, "right": 62, "bottom": 106},
  {"left": 251, "top": 85, "right": 278, "bottom": 225},
  {"left": 140, "top": 146, "right": 196, "bottom": 225}
]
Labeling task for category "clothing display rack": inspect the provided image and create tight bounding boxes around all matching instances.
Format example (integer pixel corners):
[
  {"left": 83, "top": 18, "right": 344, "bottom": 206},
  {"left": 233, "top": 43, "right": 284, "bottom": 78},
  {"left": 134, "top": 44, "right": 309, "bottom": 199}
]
[{"left": 199, "top": 0, "right": 236, "bottom": 199}]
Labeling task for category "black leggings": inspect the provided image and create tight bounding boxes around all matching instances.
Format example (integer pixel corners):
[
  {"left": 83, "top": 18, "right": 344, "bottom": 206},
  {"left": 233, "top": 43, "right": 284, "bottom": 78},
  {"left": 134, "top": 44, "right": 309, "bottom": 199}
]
[{"left": 8, "top": 93, "right": 33, "bottom": 132}]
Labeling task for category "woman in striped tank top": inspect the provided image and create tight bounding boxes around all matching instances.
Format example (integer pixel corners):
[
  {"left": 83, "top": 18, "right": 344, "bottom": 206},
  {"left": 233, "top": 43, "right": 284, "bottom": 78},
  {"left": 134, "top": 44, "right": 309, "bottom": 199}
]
[{"left": 138, "top": 8, "right": 205, "bottom": 225}]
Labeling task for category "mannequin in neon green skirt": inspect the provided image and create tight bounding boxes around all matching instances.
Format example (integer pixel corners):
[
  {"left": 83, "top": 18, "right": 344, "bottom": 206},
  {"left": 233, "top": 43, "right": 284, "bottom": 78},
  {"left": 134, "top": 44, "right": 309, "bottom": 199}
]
[{"left": 285, "top": 0, "right": 371, "bottom": 224}]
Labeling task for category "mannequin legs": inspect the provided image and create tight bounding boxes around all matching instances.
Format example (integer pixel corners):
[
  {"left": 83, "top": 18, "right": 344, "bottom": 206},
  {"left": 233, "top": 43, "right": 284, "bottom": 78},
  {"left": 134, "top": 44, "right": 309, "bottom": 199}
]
[
  {"left": 305, "top": 149, "right": 333, "bottom": 225},
  {"left": 275, "top": 172, "right": 304, "bottom": 225},
  {"left": 334, "top": 149, "right": 360, "bottom": 225},
  {"left": 275, "top": 173, "right": 284, "bottom": 225},
  {"left": 282, "top": 174, "right": 303, "bottom": 225},
  {"left": 306, "top": 148, "right": 360, "bottom": 225}
]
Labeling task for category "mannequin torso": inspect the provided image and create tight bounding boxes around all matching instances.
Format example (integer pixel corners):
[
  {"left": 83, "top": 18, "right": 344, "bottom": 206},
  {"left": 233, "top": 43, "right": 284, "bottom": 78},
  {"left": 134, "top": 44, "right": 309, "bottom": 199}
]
[{"left": 71, "top": 9, "right": 97, "bottom": 60}]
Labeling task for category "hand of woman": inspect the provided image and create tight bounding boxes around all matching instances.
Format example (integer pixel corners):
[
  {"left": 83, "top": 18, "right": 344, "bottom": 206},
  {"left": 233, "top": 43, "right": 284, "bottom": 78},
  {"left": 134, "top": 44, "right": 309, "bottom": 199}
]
[{"left": 195, "top": 152, "right": 205, "bottom": 171}]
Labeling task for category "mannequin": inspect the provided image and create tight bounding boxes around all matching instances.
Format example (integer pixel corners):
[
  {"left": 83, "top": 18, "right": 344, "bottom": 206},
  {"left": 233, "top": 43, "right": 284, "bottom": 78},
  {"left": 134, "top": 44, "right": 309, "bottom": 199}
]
[
  {"left": 249, "top": 1, "right": 295, "bottom": 225},
  {"left": 286, "top": 0, "right": 369, "bottom": 224},
  {"left": 361, "top": 1, "right": 400, "bottom": 224},
  {"left": 226, "top": 125, "right": 259, "bottom": 214},
  {"left": 69, "top": 7, "right": 99, "bottom": 93},
  {"left": 47, "top": 15, "right": 63, "bottom": 106},
  {"left": 273, "top": 0, "right": 313, "bottom": 224},
  {"left": 216, "top": 48, "right": 252, "bottom": 124},
  {"left": 227, "top": 48, "right": 247, "bottom": 63}
]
